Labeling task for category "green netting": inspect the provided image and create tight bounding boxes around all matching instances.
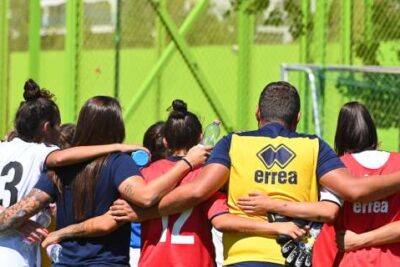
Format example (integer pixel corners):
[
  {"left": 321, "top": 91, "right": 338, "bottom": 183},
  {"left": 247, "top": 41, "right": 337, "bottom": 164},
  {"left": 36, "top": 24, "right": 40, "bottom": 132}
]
[
  {"left": 336, "top": 72, "right": 400, "bottom": 128},
  {"left": 285, "top": 67, "right": 400, "bottom": 151},
  {"left": 2, "top": 0, "right": 399, "bottom": 141}
]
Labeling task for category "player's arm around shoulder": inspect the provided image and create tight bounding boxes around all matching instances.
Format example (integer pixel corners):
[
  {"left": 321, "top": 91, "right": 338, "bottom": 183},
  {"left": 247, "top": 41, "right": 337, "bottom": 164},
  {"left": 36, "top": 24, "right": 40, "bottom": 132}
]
[
  {"left": 237, "top": 191, "right": 339, "bottom": 222},
  {"left": 319, "top": 167, "right": 400, "bottom": 202},
  {"left": 203, "top": 190, "right": 306, "bottom": 240},
  {"left": 316, "top": 138, "right": 400, "bottom": 202},
  {"left": 118, "top": 145, "right": 212, "bottom": 208},
  {"left": 45, "top": 143, "right": 148, "bottom": 168},
  {"left": 155, "top": 134, "right": 233, "bottom": 215},
  {"left": 336, "top": 220, "right": 400, "bottom": 252},
  {"left": 42, "top": 213, "right": 120, "bottom": 249}
]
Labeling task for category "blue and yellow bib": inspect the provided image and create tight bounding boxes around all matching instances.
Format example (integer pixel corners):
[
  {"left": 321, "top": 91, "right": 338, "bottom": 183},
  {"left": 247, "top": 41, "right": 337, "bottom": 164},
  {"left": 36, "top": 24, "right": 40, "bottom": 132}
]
[{"left": 223, "top": 129, "right": 320, "bottom": 265}]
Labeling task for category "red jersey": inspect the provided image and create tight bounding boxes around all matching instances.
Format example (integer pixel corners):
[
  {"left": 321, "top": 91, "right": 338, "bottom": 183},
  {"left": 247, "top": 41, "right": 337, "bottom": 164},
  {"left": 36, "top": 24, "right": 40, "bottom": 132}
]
[
  {"left": 313, "top": 152, "right": 400, "bottom": 267},
  {"left": 139, "top": 158, "right": 229, "bottom": 267}
]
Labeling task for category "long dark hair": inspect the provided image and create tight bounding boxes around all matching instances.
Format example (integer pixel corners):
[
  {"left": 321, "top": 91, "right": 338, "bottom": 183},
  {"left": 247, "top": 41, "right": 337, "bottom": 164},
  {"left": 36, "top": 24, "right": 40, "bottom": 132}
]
[
  {"left": 53, "top": 96, "right": 125, "bottom": 221},
  {"left": 164, "top": 99, "right": 202, "bottom": 152},
  {"left": 14, "top": 79, "right": 60, "bottom": 142},
  {"left": 334, "top": 101, "right": 378, "bottom": 156}
]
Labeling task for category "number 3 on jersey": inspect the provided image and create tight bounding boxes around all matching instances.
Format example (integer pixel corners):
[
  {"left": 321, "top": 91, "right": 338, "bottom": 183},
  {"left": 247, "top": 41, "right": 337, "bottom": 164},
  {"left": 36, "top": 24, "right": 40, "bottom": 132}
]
[
  {"left": 159, "top": 208, "right": 194, "bottom": 244},
  {"left": 0, "top": 162, "right": 23, "bottom": 206}
]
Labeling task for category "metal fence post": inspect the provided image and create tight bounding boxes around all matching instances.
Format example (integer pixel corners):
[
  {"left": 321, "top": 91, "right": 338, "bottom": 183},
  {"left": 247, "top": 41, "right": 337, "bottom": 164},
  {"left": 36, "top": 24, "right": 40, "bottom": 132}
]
[
  {"left": 300, "top": 0, "right": 310, "bottom": 65},
  {"left": 155, "top": 0, "right": 166, "bottom": 120},
  {"left": 314, "top": 0, "right": 327, "bottom": 64},
  {"left": 123, "top": 0, "right": 208, "bottom": 121},
  {"left": 364, "top": 0, "right": 373, "bottom": 43},
  {"left": 237, "top": 1, "right": 254, "bottom": 131},
  {"left": 0, "top": 0, "right": 9, "bottom": 136},
  {"left": 28, "top": 0, "right": 40, "bottom": 81},
  {"left": 65, "top": 0, "right": 82, "bottom": 122},
  {"left": 147, "top": 0, "right": 233, "bottom": 132},
  {"left": 300, "top": 0, "right": 311, "bottom": 132},
  {"left": 314, "top": 0, "right": 327, "bottom": 135},
  {"left": 114, "top": 0, "right": 122, "bottom": 99},
  {"left": 341, "top": 0, "right": 353, "bottom": 65}
]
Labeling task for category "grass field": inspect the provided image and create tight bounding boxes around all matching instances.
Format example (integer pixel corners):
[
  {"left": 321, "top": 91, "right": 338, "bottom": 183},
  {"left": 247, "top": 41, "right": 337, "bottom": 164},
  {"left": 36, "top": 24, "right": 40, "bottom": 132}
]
[{"left": 6, "top": 44, "right": 399, "bottom": 150}]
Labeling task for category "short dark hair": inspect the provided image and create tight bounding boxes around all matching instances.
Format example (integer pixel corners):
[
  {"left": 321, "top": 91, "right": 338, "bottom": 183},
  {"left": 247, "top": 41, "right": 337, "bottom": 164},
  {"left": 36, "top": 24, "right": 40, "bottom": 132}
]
[
  {"left": 164, "top": 99, "right": 202, "bottom": 151},
  {"left": 334, "top": 101, "right": 378, "bottom": 156},
  {"left": 143, "top": 121, "right": 168, "bottom": 162},
  {"left": 258, "top": 81, "right": 300, "bottom": 126},
  {"left": 59, "top": 123, "right": 76, "bottom": 149}
]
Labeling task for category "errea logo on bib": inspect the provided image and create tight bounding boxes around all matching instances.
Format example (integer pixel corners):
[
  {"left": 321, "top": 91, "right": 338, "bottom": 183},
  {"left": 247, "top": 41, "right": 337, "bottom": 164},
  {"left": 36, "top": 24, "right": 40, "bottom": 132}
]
[
  {"left": 353, "top": 201, "right": 389, "bottom": 214},
  {"left": 257, "top": 144, "right": 296, "bottom": 169},
  {"left": 254, "top": 144, "right": 298, "bottom": 184}
]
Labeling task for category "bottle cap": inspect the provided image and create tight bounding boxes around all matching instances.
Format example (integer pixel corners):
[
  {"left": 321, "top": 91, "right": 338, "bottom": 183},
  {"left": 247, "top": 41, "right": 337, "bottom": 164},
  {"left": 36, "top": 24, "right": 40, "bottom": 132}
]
[
  {"left": 131, "top": 150, "right": 150, "bottom": 167},
  {"left": 213, "top": 119, "right": 221, "bottom": 125}
]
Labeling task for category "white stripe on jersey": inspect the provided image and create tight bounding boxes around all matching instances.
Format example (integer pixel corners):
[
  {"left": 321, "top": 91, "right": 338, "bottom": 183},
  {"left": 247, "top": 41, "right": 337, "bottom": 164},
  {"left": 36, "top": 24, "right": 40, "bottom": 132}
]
[{"left": 352, "top": 150, "right": 390, "bottom": 169}]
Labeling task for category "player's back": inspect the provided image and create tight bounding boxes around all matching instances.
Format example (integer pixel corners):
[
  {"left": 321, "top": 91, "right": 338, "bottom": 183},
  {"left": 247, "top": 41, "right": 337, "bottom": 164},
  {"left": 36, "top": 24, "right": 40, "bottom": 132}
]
[
  {"left": 0, "top": 137, "right": 57, "bottom": 267},
  {"left": 313, "top": 151, "right": 400, "bottom": 267},
  {"left": 222, "top": 124, "right": 322, "bottom": 265},
  {"left": 338, "top": 151, "right": 400, "bottom": 267},
  {"left": 0, "top": 138, "right": 57, "bottom": 207},
  {"left": 139, "top": 157, "right": 225, "bottom": 267}
]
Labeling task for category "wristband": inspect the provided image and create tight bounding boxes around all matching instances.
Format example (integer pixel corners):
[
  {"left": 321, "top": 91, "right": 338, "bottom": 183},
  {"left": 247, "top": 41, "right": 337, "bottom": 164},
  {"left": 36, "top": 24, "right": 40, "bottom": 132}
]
[{"left": 181, "top": 157, "right": 194, "bottom": 171}]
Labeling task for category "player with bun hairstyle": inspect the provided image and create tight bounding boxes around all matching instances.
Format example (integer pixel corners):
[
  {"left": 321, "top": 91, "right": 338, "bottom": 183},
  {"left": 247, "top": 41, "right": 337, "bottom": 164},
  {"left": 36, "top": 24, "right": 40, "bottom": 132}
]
[
  {"left": 0, "top": 96, "right": 210, "bottom": 266},
  {"left": 38, "top": 99, "right": 305, "bottom": 266},
  {"left": 0, "top": 80, "right": 148, "bottom": 266}
]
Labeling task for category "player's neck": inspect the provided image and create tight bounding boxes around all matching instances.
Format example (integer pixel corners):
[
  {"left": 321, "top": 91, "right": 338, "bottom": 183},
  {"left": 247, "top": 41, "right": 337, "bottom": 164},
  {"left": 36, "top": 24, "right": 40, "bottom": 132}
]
[
  {"left": 259, "top": 119, "right": 297, "bottom": 131},
  {"left": 259, "top": 120, "right": 286, "bottom": 129},
  {"left": 172, "top": 149, "right": 188, "bottom": 157}
]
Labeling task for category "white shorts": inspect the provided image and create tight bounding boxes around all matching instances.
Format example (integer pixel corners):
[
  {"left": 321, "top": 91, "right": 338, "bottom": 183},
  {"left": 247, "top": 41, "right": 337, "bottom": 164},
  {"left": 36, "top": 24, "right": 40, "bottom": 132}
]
[
  {"left": 212, "top": 227, "right": 223, "bottom": 267},
  {"left": 129, "top": 247, "right": 140, "bottom": 267},
  {"left": 0, "top": 233, "right": 40, "bottom": 267}
]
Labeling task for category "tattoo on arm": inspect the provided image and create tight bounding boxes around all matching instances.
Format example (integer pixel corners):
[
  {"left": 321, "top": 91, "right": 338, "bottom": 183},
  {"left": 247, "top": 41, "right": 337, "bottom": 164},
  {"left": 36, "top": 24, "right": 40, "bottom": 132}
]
[
  {"left": 57, "top": 222, "right": 86, "bottom": 240},
  {"left": 55, "top": 216, "right": 117, "bottom": 240},
  {"left": 123, "top": 183, "right": 134, "bottom": 199},
  {"left": 0, "top": 189, "right": 52, "bottom": 233}
]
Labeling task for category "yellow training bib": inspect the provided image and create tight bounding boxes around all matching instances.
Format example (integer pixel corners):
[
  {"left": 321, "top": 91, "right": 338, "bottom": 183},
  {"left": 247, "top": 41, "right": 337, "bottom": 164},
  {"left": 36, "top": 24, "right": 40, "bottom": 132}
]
[{"left": 224, "top": 133, "right": 319, "bottom": 265}]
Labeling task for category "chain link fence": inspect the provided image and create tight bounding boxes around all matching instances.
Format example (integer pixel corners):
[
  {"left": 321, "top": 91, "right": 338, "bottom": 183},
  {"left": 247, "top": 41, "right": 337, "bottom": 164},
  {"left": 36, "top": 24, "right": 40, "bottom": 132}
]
[
  {"left": 2, "top": 0, "right": 399, "bottom": 145},
  {"left": 284, "top": 67, "right": 400, "bottom": 151}
]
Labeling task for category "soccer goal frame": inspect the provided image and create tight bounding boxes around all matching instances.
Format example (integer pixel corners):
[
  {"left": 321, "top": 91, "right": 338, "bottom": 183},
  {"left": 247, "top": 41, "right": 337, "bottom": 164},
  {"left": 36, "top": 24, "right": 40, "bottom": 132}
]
[{"left": 280, "top": 64, "right": 400, "bottom": 138}]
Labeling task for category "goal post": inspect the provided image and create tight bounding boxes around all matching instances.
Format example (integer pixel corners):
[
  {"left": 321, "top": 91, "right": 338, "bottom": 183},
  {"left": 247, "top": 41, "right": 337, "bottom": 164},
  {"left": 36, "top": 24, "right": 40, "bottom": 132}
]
[{"left": 281, "top": 64, "right": 400, "bottom": 151}]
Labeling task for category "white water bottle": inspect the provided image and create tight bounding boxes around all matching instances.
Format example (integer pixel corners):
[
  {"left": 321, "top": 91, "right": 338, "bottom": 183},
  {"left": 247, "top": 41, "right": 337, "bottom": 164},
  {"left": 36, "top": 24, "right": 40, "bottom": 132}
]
[
  {"left": 36, "top": 210, "right": 51, "bottom": 228},
  {"left": 201, "top": 120, "right": 221, "bottom": 146},
  {"left": 46, "top": 243, "right": 62, "bottom": 263}
]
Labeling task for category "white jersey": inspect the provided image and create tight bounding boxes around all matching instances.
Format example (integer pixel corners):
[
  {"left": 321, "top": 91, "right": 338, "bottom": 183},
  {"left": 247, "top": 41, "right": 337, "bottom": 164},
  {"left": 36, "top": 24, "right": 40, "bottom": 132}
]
[{"left": 0, "top": 137, "right": 58, "bottom": 267}]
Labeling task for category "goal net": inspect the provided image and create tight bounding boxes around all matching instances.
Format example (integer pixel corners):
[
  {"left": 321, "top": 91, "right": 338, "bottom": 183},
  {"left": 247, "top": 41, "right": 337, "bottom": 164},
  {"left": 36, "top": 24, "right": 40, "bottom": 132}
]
[{"left": 281, "top": 64, "right": 400, "bottom": 151}]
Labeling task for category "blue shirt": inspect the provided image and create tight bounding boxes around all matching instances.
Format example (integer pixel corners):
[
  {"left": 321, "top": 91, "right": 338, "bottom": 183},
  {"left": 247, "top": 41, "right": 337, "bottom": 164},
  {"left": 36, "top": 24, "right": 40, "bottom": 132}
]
[
  {"left": 35, "top": 153, "right": 141, "bottom": 266},
  {"left": 130, "top": 223, "right": 141, "bottom": 249},
  {"left": 207, "top": 123, "right": 344, "bottom": 180}
]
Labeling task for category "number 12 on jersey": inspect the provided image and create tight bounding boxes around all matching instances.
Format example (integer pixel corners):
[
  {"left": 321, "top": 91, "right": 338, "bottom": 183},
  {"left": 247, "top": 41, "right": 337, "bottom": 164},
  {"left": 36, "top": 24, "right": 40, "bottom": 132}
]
[{"left": 159, "top": 208, "right": 195, "bottom": 245}]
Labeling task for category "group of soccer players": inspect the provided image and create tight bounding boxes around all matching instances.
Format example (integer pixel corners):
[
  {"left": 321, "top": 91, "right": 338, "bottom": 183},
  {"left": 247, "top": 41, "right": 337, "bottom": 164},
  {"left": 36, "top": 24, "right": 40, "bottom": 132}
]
[{"left": 1, "top": 79, "right": 400, "bottom": 267}]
